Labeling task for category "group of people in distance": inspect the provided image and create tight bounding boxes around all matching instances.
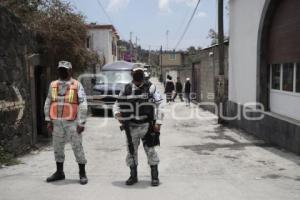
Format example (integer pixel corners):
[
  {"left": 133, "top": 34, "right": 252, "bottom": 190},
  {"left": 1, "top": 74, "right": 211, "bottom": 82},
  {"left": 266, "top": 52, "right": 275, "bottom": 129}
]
[{"left": 164, "top": 75, "right": 191, "bottom": 106}]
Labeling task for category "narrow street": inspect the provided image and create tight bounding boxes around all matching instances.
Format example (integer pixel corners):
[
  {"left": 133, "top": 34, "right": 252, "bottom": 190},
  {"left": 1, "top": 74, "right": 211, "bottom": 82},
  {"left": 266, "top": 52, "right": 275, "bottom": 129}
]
[{"left": 0, "top": 80, "right": 299, "bottom": 200}]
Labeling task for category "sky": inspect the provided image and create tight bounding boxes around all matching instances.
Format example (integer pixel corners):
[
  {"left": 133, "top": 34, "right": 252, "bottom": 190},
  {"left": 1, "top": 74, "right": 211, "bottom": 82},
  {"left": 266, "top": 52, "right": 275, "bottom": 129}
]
[{"left": 67, "top": 0, "right": 229, "bottom": 51}]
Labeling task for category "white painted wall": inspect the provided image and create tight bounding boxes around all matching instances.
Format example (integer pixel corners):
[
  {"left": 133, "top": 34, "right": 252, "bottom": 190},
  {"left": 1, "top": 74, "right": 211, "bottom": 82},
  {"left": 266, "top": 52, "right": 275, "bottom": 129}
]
[
  {"left": 228, "top": 0, "right": 266, "bottom": 104},
  {"left": 229, "top": 0, "right": 300, "bottom": 121},
  {"left": 270, "top": 90, "right": 300, "bottom": 121},
  {"left": 167, "top": 70, "right": 178, "bottom": 81},
  {"left": 87, "top": 29, "right": 118, "bottom": 64}
]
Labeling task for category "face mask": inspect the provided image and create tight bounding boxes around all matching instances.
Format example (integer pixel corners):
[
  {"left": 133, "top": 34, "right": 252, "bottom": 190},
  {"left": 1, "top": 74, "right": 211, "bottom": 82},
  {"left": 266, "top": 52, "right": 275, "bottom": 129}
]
[
  {"left": 132, "top": 71, "right": 144, "bottom": 82},
  {"left": 58, "top": 68, "right": 69, "bottom": 80}
]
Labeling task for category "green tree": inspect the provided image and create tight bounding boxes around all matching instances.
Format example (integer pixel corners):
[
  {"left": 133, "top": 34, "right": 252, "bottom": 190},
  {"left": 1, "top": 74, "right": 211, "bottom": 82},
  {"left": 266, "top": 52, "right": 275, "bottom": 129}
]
[
  {"left": 207, "top": 29, "right": 218, "bottom": 45},
  {"left": 187, "top": 46, "right": 196, "bottom": 54},
  {"left": 1, "top": 0, "right": 99, "bottom": 74},
  {"left": 207, "top": 28, "right": 229, "bottom": 46}
]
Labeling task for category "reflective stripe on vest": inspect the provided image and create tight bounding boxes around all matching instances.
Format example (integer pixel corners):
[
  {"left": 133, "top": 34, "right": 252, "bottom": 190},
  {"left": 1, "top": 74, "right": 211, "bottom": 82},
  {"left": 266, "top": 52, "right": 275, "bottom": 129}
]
[
  {"left": 50, "top": 79, "right": 79, "bottom": 120},
  {"left": 52, "top": 87, "right": 58, "bottom": 102}
]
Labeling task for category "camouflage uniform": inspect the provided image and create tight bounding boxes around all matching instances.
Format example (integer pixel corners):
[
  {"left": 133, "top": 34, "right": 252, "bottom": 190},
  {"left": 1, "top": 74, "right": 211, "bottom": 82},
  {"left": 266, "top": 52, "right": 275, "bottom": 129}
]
[
  {"left": 44, "top": 79, "right": 88, "bottom": 164},
  {"left": 113, "top": 82, "right": 164, "bottom": 167}
]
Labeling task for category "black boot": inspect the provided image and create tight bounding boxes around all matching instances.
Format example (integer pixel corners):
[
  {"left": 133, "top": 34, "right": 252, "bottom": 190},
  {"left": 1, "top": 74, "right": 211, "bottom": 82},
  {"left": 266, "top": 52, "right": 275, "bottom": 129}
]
[
  {"left": 79, "top": 164, "right": 88, "bottom": 185},
  {"left": 46, "top": 162, "right": 65, "bottom": 182},
  {"left": 151, "top": 165, "right": 160, "bottom": 186},
  {"left": 126, "top": 165, "right": 138, "bottom": 185}
]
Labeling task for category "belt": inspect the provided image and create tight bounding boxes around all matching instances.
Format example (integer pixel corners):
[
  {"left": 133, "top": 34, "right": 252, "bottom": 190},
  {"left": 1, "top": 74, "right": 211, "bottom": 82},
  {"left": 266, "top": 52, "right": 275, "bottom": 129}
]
[{"left": 130, "top": 119, "right": 152, "bottom": 124}]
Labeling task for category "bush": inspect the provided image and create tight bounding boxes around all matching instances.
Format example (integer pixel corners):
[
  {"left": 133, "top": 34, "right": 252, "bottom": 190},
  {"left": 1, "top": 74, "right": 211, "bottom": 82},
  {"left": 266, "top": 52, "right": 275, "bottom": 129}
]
[{"left": 1, "top": 0, "right": 100, "bottom": 73}]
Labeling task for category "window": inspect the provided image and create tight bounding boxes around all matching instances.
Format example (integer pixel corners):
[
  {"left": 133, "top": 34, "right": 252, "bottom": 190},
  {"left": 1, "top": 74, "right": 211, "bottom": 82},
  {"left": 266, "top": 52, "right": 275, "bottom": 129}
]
[
  {"left": 86, "top": 36, "right": 91, "bottom": 49},
  {"left": 282, "top": 63, "right": 294, "bottom": 92},
  {"left": 271, "top": 64, "right": 281, "bottom": 90},
  {"left": 270, "top": 62, "right": 300, "bottom": 94},
  {"left": 297, "top": 63, "right": 300, "bottom": 93},
  {"left": 169, "top": 53, "right": 176, "bottom": 60},
  {"left": 98, "top": 71, "right": 132, "bottom": 84}
]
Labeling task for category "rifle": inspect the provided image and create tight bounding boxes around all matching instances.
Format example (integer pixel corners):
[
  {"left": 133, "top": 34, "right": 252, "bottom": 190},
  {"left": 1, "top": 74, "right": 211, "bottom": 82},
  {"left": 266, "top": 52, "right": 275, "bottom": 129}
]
[{"left": 120, "top": 121, "right": 136, "bottom": 165}]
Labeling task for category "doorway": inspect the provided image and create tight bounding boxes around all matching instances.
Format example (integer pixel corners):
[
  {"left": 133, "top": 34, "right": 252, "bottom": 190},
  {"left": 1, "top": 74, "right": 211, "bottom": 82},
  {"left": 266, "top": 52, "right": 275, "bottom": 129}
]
[{"left": 34, "top": 65, "right": 48, "bottom": 137}]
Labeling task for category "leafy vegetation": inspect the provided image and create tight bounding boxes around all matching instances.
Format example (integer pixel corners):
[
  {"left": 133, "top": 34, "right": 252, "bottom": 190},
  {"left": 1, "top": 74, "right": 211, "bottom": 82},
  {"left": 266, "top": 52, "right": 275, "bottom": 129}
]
[
  {"left": 207, "top": 28, "right": 229, "bottom": 46},
  {"left": 1, "top": 0, "right": 100, "bottom": 73}
]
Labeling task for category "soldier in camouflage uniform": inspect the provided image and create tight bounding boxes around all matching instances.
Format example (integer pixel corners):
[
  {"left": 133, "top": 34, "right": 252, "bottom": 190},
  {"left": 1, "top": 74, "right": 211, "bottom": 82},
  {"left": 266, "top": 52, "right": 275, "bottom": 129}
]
[
  {"left": 44, "top": 61, "right": 88, "bottom": 185},
  {"left": 113, "top": 66, "right": 164, "bottom": 186}
]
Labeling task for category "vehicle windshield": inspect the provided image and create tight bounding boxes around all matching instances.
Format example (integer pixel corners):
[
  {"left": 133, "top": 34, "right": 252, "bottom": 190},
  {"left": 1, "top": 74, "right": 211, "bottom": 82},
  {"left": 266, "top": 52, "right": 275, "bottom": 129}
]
[{"left": 98, "top": 71, "right": 132, "bottom": 84}]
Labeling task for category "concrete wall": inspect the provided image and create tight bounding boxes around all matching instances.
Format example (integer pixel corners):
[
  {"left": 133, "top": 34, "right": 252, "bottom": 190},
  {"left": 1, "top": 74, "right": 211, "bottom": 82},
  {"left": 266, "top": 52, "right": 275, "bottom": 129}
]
[
  {"left": 88, "top": 29, "right": 109, "bottom": 64},
  {"left": 161, "top": 65, "right": 192, "bottom": 84},
  {"left": 161, "top": 53, "right": 183, "bottom": 66},
  {"left": 194, "top": 44, "right": 229, "bottom": 103},
  {"left": 0, "top": 7, "right": 36, "bottom": 154},
  {"left": 228, "top": 0, "right": 266, "bottom": 104},
  {"left": 88, "top": 29, "right": 118, "bottom": 65},
  {"left": 270, "top": 90, "right": 300, "bottom": 121},
  {"left": 226, "top": 101, "right": 300, "bottom": 154},
  {"left": 227, "top": 0, "right": 300, "bottom": 155}
]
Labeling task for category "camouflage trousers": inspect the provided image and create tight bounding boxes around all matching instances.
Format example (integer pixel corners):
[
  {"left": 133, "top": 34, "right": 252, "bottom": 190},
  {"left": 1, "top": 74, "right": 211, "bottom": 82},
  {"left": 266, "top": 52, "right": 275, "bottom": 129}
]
[
  {"left": 126, "top": 122, "right": 160, "bottom": 167},
  {"left": 52, "top": 120, "right": 87, "bottom": 164}
]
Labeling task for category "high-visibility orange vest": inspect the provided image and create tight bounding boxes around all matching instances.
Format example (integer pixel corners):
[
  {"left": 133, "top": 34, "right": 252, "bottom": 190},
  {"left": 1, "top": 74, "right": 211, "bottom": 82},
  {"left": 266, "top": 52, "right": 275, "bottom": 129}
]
[{"left": 49, "top": 79, "right": 79, "bottom": 120}]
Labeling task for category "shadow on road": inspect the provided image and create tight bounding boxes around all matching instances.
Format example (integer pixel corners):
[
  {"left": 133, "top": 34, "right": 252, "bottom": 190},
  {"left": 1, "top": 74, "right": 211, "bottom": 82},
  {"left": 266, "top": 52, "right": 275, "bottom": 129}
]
[
  {"left": 48, "top": 179, "right": 79, "bottom": 185},
  {"left": 180, "top": 124, "right": 300, "bottom": 166},
  {"left": 90, "top": 109, "right": 114, "bottom": 118},
  {"left": 112, "top": 180, "right": 161, "bottom": 189}
]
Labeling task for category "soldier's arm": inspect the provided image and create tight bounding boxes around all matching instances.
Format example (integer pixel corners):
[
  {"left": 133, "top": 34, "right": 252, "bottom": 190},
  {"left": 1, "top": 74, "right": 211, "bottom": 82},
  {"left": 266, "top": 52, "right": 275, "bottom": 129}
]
[
  {"left": 44, "top": 84, "right": 52, "bottom": 122},
  {"left": 77, "top": 82, "right": 88, "bottom": 127},
  {"left": 150, "top": 84, "right": 164, "bottom": 125},
  {"left": 113, "top": 88, "right": 125, "bottom": 119}
]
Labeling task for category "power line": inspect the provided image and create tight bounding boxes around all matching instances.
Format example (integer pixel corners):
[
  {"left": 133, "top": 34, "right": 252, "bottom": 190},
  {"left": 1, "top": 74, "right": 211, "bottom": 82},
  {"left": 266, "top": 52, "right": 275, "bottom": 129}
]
[
  {"left": 174, "top": 0, "right": 201, "bottom": 50},
  {"left": 166, "top": 30, "right": 169, "bottom": 50},
  {"left": 95, "top": 0, "right": 124, "bottom": 39},
  {"left": 95, "top": 0, "right": 114, "bottom": 25},
  {"left": 174, "top": 6, "right": 191, "bottom": 38}
]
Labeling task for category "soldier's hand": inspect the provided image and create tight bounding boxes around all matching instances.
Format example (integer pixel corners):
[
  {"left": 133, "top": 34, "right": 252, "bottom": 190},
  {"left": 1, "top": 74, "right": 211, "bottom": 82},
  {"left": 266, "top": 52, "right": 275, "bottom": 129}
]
[
  {"left": 47, "top": 122, "right": 53, "bottom": 133},
  {"left": 77, "top": 125, "right": 85, "bottom": 134},
  {"left": 153, "top": 124, "right": 161, "bottom": 133}
]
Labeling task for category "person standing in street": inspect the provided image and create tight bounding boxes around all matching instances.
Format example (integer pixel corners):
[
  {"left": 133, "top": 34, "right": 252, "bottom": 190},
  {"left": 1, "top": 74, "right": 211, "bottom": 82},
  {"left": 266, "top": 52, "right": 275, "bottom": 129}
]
[
  {"left": 164, "top": 75, "right": 175, "bottom": 104},
  {"left": 113, "top": 65, "right": 164, "bottom": 187},
  {"left": 173, "top": 77, "right": 183, "bottom": 102},
  {"left": 44, "top": 61, "right": 88, "bottom": 185},
  {"left": 184, "top": 78, "right": 191, "bottom": 107}
]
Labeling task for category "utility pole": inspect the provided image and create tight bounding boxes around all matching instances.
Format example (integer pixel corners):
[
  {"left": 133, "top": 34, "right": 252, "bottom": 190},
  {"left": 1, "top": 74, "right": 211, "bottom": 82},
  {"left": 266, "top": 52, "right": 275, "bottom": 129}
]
[
  {"left": 148, "top": 45, "right": 151, "bottom": 65},
  {"left": 130, "top": 32, "right": 133, "bottom": 62},
  {"left": 218, "top": 0, "right": 224, "bottom": 76},
  {"left": 135, "top": 36, "right": 139, "bottom": 62},
  {"left": 159, "top": 45, "right": 163, "bottom": 82},
  {"left": 166, "top": 30, "right": 169, "bottom": 51},
  {"left": 217, "top": 0, "right": 226, "bottom": 124},
  {"left": 135, "top": 36, "right": 138, "bottom": 46}
]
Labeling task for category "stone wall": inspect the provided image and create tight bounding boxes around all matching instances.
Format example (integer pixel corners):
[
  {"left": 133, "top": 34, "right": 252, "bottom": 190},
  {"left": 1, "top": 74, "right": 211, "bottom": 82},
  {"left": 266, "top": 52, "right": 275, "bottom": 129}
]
[
  {"left": 192, "top": 43, "right": 229, "bottom": 113},
  {"left": 0, "top": 7, "right": 36, "bottom": 155}
]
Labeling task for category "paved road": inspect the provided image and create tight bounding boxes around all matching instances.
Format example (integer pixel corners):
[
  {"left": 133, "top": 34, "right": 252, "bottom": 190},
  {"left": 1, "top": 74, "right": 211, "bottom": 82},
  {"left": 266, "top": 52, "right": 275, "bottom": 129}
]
[{"left": 0, "top": 80, "right": 300, "bottom": 200}]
